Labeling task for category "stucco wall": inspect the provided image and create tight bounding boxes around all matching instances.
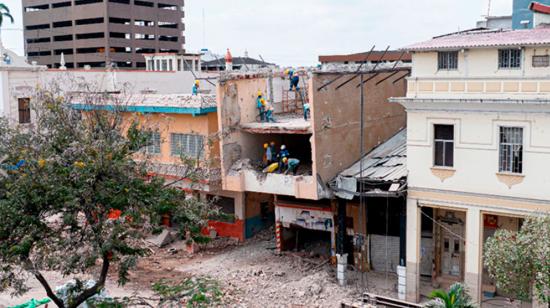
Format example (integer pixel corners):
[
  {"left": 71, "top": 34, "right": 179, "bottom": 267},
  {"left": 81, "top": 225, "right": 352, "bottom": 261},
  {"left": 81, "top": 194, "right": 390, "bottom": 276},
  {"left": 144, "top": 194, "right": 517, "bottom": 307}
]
[
  {"left": 311, "top": 71, "right": 408, "bottom": 183},
  {"left": 124, "top": 112, "right": 216, "bottom": 165},
  {"left": 3, "top": 70, "right": 41, "bottom": 124},
  {"left": 411, "top": 48, "right": 550, "bottom": 79},
  {"left": 405, "top": 103, "right": 550, "bottom": 203}
]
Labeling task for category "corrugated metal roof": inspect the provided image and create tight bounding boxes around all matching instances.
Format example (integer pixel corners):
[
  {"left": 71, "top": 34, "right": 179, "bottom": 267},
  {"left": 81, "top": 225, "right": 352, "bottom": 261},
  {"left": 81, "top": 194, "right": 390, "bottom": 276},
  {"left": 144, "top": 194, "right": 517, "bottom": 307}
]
[
  {"left": 404, "top": 27, "right": 550, "bottom": 51},
  {"left": 339, "top": 129, "right": 407, "bottom": 182}
]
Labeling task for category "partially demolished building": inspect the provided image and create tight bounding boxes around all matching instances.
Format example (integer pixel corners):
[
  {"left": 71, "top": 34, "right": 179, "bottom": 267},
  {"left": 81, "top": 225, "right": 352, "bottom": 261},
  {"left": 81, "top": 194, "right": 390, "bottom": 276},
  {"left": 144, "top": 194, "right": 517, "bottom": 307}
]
[{"left": 216, "top": 67, "right": 409, "bottom": 256}]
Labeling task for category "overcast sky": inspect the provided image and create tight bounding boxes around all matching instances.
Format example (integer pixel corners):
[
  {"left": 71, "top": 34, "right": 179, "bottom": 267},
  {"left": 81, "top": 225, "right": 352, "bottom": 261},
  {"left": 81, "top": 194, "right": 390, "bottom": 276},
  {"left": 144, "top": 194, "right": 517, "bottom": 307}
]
[{"left": 1, "top": 0, "right": 513, "bottom": 66}]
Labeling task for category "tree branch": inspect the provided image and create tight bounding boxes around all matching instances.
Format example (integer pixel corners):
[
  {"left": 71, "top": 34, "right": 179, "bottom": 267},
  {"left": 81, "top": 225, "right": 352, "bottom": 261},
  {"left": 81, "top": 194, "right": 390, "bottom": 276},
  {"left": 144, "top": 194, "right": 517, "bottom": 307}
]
[
  {"left": 33, "top": 270, "right": 65, "bottom": 308},
  {"left": 69, "top": 254, "right": 110, "bottom": 308}
]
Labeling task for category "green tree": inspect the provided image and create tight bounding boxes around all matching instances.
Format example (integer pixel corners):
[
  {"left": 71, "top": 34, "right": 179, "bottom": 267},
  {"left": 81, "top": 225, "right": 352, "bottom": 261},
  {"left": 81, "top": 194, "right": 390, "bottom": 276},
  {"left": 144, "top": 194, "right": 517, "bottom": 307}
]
[
  {"left": 0, "top": 86, "right": 216, "bottom": 308},
  {"left": 0, "top": 3, "right": 14, "bottom": 27},
  {"left": 484, "top": 215, "right": 550, "bottom": 303},
  {"left": 426, "top": 283, "right": 476, "bottom": 308}
]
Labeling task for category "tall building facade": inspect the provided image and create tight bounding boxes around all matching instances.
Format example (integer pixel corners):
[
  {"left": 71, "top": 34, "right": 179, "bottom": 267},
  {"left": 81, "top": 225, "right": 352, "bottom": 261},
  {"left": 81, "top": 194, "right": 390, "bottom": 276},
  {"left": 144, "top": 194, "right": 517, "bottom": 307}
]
[{"left": 23, "top": 0, "right": 185, "bottom": 69}]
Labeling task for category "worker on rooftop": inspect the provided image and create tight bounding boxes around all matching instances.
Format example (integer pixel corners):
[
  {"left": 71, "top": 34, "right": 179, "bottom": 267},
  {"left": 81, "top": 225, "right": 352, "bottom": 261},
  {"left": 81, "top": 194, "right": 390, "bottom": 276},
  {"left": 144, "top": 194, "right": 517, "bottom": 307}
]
[
  {"left": 263, "top": 99, "right": 276, "bottom": 123},
  {"left": 265, "top": 105, "right": 276, "bottom": 123},
  {"left": 257, "top": 91, "right": 265, "bottom": 122},
  {"left": 285, "top": 69, "right": 300, "bottom": 91},
  {"left": 303, "top": 102, "right": 310, "bottom": 121},
  {"left": 192, "top": 80, "right": 200, "bottom": 95},
  {"left": 282, "top": 157, "right": 300, "bottom": 175}
]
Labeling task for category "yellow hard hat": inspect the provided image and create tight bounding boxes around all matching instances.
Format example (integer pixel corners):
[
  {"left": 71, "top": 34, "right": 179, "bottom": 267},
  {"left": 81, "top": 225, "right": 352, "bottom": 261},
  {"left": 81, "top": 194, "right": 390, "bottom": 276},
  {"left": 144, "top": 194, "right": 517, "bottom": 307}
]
[
  {"left": 283, "top": 157, "right": 288, "bottom": 163},
  {"left": 284, "top": 69, "right": 290, "bottom": 75},
  {"left": 264, "top": 143, "right": 268, "bottom": 149},
  {"left": 257, "top": 90, "right": 263, "bottom": 97},
  {"left": 195, "top": 80, "right": 200, "bottom": 85}
]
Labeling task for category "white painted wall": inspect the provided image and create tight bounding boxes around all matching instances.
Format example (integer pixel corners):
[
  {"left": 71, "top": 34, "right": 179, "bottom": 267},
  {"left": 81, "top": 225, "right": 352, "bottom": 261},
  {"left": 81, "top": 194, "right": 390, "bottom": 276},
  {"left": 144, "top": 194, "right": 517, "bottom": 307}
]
[
  {"left": 0, "top": 70, "right": 42, "bottom": 124},
  {"left": 405, "top": 102, "right": 550, "bottom": 203},
  {"left": 411, "top": 47, "right": 550, "bottom": 79},
  {"left": 1, "top": 66, "right": 218, "bottom": 125}
]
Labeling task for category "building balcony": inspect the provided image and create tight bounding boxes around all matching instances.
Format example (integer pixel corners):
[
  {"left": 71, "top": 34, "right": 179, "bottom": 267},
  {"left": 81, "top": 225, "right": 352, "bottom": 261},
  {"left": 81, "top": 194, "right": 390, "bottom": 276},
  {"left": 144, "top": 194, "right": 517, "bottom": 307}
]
[
  {"left": 240, "top": 113, "right": 311, "bottom": 134},
  {"left": 223, "top": 164, "right": 318, "bottom": 200},
  {"left": 407, "top": 77, "right": 550, "bottom": 100}
]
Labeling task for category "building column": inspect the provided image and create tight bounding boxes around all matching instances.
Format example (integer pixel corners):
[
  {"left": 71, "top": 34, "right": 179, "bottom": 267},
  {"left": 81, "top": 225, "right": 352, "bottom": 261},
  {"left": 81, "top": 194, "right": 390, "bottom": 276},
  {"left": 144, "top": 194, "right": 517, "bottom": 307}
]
[
  {"left": 336, "top": 198, "right": 347, "bottom": 255},
  {"left": 406, "top": 198, "right": 421, "bottom": 303},
  {"left": 234, "top": 192, "right": 245, "bottom": 221},
  {"left": 465, "top": 208, "right": 482, "bottom": 305}
]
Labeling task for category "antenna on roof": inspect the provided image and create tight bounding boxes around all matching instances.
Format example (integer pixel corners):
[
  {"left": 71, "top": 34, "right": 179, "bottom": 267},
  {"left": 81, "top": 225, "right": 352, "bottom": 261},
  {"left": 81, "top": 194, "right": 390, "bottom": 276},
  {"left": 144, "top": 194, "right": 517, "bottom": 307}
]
[{"left": 487, "top": 0, "right": 492, "bottom": 17}]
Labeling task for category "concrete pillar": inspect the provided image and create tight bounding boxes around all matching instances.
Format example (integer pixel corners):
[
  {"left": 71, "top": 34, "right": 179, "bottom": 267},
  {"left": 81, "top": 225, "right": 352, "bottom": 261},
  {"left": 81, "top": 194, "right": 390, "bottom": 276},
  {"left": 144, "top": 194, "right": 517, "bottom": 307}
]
[
  {"left": 405, "top": 198, "right": 421, "bottom": 303},
  {"left": 464, "top": 208, "right": 482, "bottom": 305},
  {"left": 234, "top": 192, "right": 245, "bottom": 221},
  {"left": 336, "top": 253, "right": 348, "bottom": 286}
]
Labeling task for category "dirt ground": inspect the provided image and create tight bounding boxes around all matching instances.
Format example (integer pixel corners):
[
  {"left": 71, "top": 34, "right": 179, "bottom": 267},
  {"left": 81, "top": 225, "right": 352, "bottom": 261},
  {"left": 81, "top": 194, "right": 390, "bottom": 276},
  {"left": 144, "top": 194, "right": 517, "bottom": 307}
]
[{"left": 0, "top": 228, "right": 404, "bottom": 307}]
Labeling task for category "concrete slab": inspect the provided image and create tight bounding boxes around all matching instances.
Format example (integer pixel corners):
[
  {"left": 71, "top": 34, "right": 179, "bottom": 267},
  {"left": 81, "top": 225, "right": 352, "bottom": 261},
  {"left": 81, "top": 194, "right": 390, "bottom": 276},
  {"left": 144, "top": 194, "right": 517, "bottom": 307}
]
[
  {"left": 147, "top": 229, "right": 176, "bottom": 247},
  {"left": 240, "top": 113, "right": 312, "bottom": 134}
]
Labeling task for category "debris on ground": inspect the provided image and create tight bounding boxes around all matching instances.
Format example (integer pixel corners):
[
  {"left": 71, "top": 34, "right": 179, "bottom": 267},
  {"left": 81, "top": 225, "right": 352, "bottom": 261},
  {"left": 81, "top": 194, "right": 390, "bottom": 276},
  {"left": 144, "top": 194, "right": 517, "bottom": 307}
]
[
  {"left": 147, "top": 229, "right": 178, "bottom": 247},
  {"left": 1, "top": 229, "right": 401, "bottom": 307}
]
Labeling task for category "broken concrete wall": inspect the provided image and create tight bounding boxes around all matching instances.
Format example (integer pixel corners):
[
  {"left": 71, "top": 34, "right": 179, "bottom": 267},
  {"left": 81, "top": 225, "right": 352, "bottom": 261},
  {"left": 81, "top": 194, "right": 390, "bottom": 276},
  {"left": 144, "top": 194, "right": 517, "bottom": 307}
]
[
  {"left": 310, "top": 70, "right": 408, "bottom": 184},
  {"left": 207, "top": 112, "right": 222, "bottom": 169},
  {"left": 216, "top": 73, "right": 317, "bottom": 200},
  {"left": 217, "top": 77, "right": 268, "bottom": 175},
  {"left": 270, "top": 76, "right": 291, "bottom": 114}
]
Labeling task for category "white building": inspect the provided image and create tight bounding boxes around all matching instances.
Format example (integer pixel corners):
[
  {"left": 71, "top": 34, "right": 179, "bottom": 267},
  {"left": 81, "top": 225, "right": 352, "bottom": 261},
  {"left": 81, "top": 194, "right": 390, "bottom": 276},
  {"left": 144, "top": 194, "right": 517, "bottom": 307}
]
[
  {"left": 391, "top": 27, "right": 550, "bottom": 306},
  {"left": 0, "top": 42, "right": 46, "bottom": 124},
  {"left": 0, "top": 44, "right": 217, "bottom": 126},
  {"left": 143, "top": 52, "right": 202, "bottom": 72}
]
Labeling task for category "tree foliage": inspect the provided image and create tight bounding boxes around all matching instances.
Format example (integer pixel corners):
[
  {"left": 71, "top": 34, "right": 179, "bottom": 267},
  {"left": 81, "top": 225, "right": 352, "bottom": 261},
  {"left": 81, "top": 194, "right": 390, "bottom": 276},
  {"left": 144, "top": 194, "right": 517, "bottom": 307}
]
[
  {"left": 484, "top": 215, "right": 550, "bottom": 303},
  {"left": 0, "top": 84, "right": 216, "bottom": 308},
  {"left": 0, "top": 3, "right": 14, "bottom": 27}
]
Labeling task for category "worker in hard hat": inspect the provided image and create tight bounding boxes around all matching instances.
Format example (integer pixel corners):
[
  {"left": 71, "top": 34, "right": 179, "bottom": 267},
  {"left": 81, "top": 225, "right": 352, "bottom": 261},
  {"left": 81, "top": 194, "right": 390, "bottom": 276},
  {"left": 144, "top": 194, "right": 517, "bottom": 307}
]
[
  {"left": 277, "top": 145, "right": 290, "bottom": 172},
  {"left": 264, "top": 143, "right": 274, "bottom": 166},
  {"left": 192, "top": 80, "right": 200, "bottom": 95},
  {"left": 287, "top": 69, "right": 300, "bottom": 91},
  {"left": 303, "top": 102, "right": 310, "bottom": 121},
  {"left": 265, "top": 105, "right": 276, "bottom": 123},
  {"left": 262, "top": 99, "right": 275, "bottom": 123},
  {"left": 257, "top": 93, "right": 265, "bottom": 122},
  {"left": 269, "top": 142, "right": 277, "bottom": 161},
  {"left": 283, "top": 157, "right": 301, "bottom": 175}
]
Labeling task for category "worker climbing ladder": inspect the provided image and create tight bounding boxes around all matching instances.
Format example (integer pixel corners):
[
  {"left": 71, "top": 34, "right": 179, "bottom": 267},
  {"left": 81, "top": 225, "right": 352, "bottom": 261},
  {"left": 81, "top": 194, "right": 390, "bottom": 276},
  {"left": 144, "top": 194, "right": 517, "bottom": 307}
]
[{"left": 281, "top": 80, "right": 309, "bottom": 114}]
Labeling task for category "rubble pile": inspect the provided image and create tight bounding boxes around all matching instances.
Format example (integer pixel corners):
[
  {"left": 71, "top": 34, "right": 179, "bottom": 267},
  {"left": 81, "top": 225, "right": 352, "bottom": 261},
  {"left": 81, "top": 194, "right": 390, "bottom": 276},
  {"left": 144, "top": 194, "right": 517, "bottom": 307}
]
[
  {"left": 228, "top": 158, "right": 254, "bottom": 175},
  {"left": 176, "top": 229, "right": 359, "bottom": 307}
]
